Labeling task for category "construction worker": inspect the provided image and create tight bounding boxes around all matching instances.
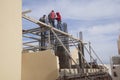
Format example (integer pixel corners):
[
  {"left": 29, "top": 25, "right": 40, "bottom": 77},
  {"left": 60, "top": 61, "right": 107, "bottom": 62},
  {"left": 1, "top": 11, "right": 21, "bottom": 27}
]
[
  {"left": 48, "top": 10, "right": 56, "bottom": 27},
  {"left": 39, "top": 15, "right": 47, "bottom": 23},
  {"left": 56, "top": 12, "right": 62, "bottom": 30},
  {"left": 39, "top": 15, "right": 47, "bottom": 50}
]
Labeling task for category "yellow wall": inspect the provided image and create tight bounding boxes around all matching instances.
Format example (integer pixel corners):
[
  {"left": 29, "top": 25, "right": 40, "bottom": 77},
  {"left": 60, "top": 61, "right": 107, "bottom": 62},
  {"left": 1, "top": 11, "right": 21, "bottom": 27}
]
[
  {"left": 0, "top": 0, "right": 22, "bottom": 80},
  {"left": 71, "top": 48, "right": 78, "bottom": 65},
  {"left": 22, "top": 50, "right": 59, "bottom": 80}
]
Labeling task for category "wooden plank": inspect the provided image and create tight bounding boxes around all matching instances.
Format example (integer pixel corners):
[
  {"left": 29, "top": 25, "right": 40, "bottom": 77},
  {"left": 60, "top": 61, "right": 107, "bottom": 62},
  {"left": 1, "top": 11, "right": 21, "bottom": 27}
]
[{"left": 22, "top": 14, "right": 82, "bottom": 43}]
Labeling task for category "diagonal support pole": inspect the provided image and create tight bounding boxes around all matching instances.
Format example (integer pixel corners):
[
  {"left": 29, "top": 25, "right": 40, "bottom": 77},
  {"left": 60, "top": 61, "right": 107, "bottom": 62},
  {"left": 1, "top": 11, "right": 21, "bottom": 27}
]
[{"left": 50, "top": 29, "right": 81, "bottom": 74}]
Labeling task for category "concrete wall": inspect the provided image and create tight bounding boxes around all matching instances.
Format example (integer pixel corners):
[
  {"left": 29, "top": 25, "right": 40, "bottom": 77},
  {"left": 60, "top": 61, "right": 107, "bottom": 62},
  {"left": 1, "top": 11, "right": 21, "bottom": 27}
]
[
  {"left": 22, "top": 50, "right": 59, "bottom": 80},
  {"left": 0, "top": 0, "right": 22, "bottom": 80},
  {"left": 111, "top": 65, "right": 120, "bottom": 80}
]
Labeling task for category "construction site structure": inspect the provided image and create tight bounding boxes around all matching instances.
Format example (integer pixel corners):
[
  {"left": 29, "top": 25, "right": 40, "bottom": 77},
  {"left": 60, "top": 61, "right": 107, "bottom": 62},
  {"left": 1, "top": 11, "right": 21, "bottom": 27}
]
[
  {"left": 22, "top": 10, "right": 112, "bottom": 80},
  {"left": 110, "top": 34, "right": 120, "bottom": 80},
  {"left": 111, "top": 56, "right": 120, "bottom": 80},
  {"left": 0, "top": 1, "right": 112, "bottom": 80}
]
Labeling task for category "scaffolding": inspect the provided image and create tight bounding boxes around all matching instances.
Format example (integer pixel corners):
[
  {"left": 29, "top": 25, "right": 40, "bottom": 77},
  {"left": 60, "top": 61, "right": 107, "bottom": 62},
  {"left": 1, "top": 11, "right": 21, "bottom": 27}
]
[{"left": 22, "top": 11, "right": 112, "bottom": 80}]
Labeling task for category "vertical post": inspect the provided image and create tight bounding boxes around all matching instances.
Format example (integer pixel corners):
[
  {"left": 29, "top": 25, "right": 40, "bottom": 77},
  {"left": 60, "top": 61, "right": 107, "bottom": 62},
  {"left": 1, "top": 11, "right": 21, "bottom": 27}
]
[
  {"left": 89, "top": 42, "right": 92, "bottom": 62},
  {"left": 89, "top": 42, "right": 92, "bottom": 72},
  {"left": 78, "top": 31, "right": 85, "bottom": 73},
  {"left": 48, "top": 30, "right": 51, "bottom": 49},
  {"left": 118, "top": 35, "right": 120, "bottom": 55},
  {"left": 39, "top": 30, "right": 41, "bottom": 51},
  {"left": 41, "top": 31, "right": 45, "bottom": 50},
  {"left": 79, "top": 32, "right": 83, "bottom": 41},
  {"left": 78, "top": 44, "right": 82, "bottom": 71},
  {"left": 39, "top": 40, "right": 41, "bottom": 51}
]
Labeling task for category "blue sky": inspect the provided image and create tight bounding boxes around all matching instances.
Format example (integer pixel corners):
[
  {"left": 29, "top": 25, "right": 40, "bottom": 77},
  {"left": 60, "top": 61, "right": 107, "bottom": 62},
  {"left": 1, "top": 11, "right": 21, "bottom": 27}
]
[{"left": 22, "top": 0, "right": 120, "bottom": 64}]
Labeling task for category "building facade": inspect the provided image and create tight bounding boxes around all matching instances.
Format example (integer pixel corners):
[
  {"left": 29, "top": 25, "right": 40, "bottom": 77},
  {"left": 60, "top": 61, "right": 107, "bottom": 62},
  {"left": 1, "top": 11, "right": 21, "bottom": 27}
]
[
  {"left": 111, "top": 56, "right": 120, "bottom": 80},
  {"left": 118, "top": 35, "right": 120, "bottom": 55}
]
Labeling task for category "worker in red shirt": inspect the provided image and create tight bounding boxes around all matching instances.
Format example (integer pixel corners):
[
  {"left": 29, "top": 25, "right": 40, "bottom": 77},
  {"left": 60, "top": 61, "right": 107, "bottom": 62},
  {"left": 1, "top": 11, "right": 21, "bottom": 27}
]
[
  {"left": 48, "top": 10, "right": 56, "bottom": 27},
  {"left": 56, "top": 12, "right": 62, "bottom": 30}
]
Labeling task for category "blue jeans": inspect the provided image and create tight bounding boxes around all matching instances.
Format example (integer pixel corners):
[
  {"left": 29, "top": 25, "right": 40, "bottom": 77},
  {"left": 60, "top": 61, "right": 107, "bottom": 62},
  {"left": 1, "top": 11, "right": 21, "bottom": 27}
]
[{"left": 57, "top": 21, "right": 62, "bottom": 30}]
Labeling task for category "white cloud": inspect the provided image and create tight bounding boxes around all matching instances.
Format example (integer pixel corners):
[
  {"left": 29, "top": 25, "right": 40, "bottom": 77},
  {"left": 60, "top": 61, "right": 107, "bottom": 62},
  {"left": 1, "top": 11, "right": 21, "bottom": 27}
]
[
  {"left": 62, "top": 0, "right": 120, "bottom": 20},
  {"left": 68, "top": 22, "right": 120, "bottom": 64},
  {"left": 23, "top": 0, "right": 120, "bottom": 20},
  {"left": 87, "top": 23, "right": 120, "bottom": 35},
  {"left": 77, "top": 23, "right": 120, "bottom": 45},
  {"left": 68, "top": 22, "right": 120, "bottom": 40},
  {"left": 85, "top": 23, "right": 120, "bottom": 64}
]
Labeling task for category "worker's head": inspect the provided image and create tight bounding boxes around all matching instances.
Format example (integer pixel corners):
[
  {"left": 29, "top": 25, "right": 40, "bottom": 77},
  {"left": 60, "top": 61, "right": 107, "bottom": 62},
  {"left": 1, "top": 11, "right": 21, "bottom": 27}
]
[
  {"left": 43, "top": 15, "right": 46, "bottom": 18},
  {"left": 51, "top": 10, "right": 54, "bottom": 12},
  {"left": 56, "top": 12, "right": 60, "bottom": 15}
]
